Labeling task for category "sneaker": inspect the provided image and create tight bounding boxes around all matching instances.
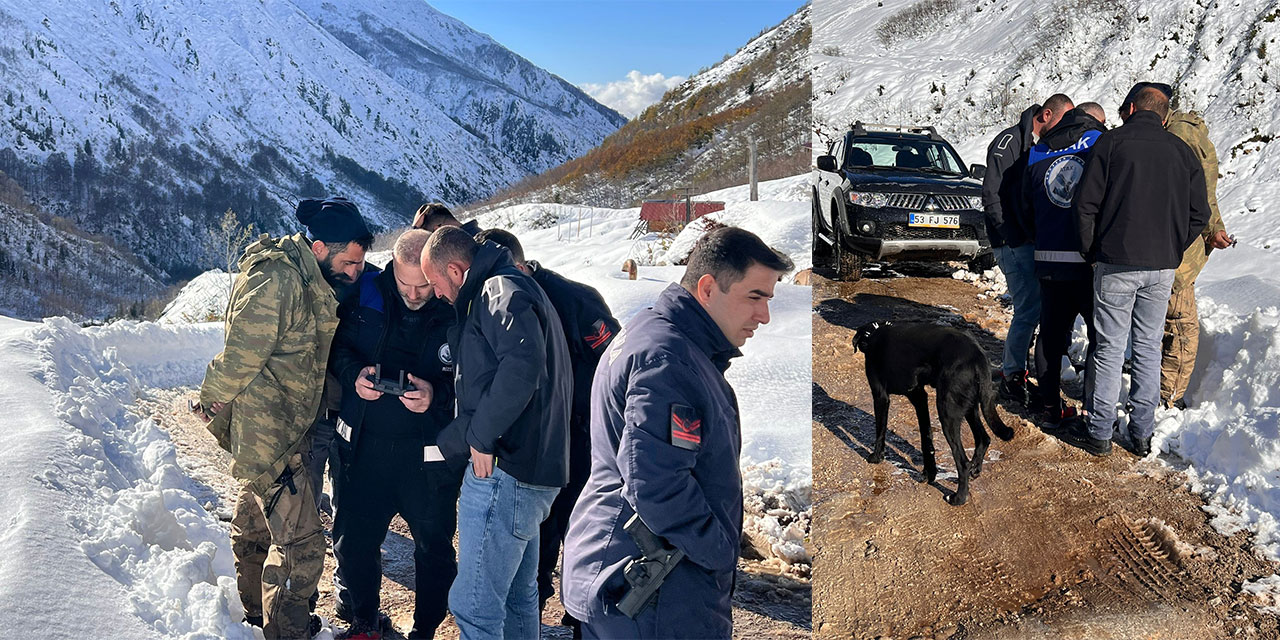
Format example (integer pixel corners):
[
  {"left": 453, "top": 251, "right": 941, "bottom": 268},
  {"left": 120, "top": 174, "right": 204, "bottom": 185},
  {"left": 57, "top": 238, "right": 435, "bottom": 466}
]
[
  {"left": 337, "top": 618, "right": 383, "bottom": 640},
  {"left": 309, "top": 614, "right": 323, "bottom": 638},
  {"left": 999, "top": 371, "right": 1030, "bottom": 406},
  {"left": 1056, "top": 416, "right": 1112, "bottom": 457},
  {"left": 562, "top": 612, "right": 582, "bottom": 640}
]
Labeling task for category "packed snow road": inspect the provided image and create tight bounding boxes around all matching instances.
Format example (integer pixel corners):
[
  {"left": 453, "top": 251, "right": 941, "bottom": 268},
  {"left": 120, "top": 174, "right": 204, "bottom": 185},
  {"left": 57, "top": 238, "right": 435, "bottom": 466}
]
[{"left": 809, "top": 263, "right": 1280, "bottom": 640}]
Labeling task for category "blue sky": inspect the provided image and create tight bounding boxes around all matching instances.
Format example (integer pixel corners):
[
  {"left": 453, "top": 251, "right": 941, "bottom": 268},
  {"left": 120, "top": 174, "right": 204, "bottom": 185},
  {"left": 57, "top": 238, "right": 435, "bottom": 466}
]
[{"left": 430, "top": 0, "right": 807, "bottom": 117}]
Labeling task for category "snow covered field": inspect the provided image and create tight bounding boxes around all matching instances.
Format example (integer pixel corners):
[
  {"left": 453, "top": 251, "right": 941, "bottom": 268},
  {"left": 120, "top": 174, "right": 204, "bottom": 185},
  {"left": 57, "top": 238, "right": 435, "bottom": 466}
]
[{"left": 0, "top": 176, "right": 810, "bottom": 635}]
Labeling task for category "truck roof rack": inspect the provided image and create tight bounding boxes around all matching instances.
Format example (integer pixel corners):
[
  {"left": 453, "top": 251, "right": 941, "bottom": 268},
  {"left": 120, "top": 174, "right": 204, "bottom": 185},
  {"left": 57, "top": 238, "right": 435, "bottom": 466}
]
[{"left": 850, "top": 121, "right": 944, "bottom": 141}]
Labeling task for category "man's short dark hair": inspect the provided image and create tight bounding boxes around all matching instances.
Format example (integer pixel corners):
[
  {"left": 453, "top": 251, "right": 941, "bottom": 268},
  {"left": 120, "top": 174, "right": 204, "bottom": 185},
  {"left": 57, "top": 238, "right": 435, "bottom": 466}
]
[
  {"left": 413, "top": 202, "right": 458, "bottom": 230},
  {"left": 679, "top": 226, "right": 794, "bottom": 292},
  {"left": 1132, "top": 86, "right": 1170, "bottom": 120},
  {"left": 311, "top": 234, "right": 374, "bottom": 256},
  {"left": 423, "top": 225, "right": 478, "bottom": 269},
  {"left": 1043, "top": 93, "right": 1074, "bottom": 114},
  {"left": 475, "top": 228, "right": 525, "bottom": 264},
  {"left": 1076, "top": 102, "right": 1106, "bottom": 123}
]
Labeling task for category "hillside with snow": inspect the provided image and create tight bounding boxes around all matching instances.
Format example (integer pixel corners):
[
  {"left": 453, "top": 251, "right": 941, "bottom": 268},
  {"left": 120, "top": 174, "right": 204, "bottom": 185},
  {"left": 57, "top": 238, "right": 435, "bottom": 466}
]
[
  {"left": 0, "top": 176, "right": 811, "bottom": 636},
  {"left": 0, "top": 0, "right": 624, "bottom": 308},
  {"left": 813, "top": 0, "right": 1280, "bottom": 609},
  {"left": 477, "top": 5, "right": 811, "bottom": 210}
]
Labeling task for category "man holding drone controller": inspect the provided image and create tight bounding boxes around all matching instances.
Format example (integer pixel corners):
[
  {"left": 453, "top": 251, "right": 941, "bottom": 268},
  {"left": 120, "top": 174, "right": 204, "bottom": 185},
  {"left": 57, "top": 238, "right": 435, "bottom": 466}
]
[{"left": 327, "top": 228, "right": 462, "bottom": 640}]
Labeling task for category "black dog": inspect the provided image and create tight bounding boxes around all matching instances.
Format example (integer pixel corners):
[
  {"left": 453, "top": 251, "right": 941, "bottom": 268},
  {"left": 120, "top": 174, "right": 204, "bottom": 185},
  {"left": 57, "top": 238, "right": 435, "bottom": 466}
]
[{"left": 854, "top": 321, "right": 1015, "bottom": 505}]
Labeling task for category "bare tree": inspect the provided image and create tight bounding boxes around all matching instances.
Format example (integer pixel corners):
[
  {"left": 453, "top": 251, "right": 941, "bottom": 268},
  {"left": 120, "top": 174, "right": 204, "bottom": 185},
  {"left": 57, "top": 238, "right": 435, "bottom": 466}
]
[{"left": 212, "top": 207, "right": 254, "bottom": 300}]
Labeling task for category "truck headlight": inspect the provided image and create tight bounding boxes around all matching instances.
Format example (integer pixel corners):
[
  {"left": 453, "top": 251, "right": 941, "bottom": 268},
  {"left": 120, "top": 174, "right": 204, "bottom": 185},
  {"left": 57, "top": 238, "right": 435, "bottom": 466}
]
[
  {"left": 849, "top": 191, "right": 890, "bottom": 208},
  {"left": 967, "top": 196, "right": 983, "bottom": 210}
]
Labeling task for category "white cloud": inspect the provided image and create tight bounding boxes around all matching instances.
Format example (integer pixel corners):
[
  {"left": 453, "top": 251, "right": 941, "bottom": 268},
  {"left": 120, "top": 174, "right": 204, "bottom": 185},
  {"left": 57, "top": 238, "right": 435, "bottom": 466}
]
[{"left": 581, "top": 70, "right": 686, "bottom": 119}]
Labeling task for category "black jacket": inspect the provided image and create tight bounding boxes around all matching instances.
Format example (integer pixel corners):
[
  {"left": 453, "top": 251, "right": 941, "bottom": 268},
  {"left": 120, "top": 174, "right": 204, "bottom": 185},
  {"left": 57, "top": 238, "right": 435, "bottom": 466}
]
[
  {"left": 527, "top": 261, "right": 620, "bottom": 434},
  {"left": 1075, "top": 110, "right": 1212, "bottom": 269},
  {"left": 982, "top": 104, "right": 1040, "bottom": 248},
  {"left": 435, "top": 242, "right": 572, "bottom": 487},
  {"left": 329, "top": 263, "right": 456, "bottom": 453}
]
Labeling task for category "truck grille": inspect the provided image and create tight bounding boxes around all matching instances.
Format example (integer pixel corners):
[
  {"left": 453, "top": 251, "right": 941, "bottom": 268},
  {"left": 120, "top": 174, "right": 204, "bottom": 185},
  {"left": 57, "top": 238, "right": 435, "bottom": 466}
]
[
  {"left": 881, "top": 223, "right": 978, "bottom": 241},
  {"left": 934, "top": 195, "right": 972, "bottom": 211},
  {"left": 885, "top": 193, "right": 926, "bottom": 209}
]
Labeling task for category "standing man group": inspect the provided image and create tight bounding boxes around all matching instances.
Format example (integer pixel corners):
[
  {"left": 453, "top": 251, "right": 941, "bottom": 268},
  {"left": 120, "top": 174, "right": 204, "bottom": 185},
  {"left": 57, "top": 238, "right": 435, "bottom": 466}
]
[{"left": 199, "top": 186, "right": 789, "bottom": 640}]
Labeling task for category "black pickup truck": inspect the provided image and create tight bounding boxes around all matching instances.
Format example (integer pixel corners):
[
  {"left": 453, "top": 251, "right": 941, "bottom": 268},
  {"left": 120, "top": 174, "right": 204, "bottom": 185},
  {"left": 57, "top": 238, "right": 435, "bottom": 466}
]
[{"left": 812, "top": 122, "right": 992, "bottom": 280}]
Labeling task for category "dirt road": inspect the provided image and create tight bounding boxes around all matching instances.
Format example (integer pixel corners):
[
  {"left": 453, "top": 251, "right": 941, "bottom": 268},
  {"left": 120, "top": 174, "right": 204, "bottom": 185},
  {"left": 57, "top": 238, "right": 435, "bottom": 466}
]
[
  {"left": 139, "top": 392, "right": 811, "bottom": 639},
  {"left": 810, "top": 263, "right": 1279, "bottom": 640}
]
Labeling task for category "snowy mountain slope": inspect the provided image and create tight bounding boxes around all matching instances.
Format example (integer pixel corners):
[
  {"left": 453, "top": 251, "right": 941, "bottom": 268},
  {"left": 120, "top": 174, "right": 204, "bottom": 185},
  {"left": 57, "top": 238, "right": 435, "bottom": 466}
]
[
  {"left": 812, "top": 0, "right": 1279, "bottom": 255},
  {"left": 478, "top": 5, "right": 811, "bottom": 210},
  {"left": 0, "top": 0, "right": 623, "bottom": 280}
]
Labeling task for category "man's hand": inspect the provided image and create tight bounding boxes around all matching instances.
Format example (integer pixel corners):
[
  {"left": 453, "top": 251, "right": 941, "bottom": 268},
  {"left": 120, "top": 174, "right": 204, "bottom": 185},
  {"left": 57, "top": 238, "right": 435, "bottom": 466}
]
[
  {"left": 1209, "top": 230, "right": 1233, "bottom": 249},
  {"left": 355, "top": 365, "right": 383, "bottom": 401},
  {"left": 400, "top": 374, "right": 434, "bottom": 413},
  {"left": 471, "top": 447, "right": 494, "bottom": 478},
  {"left": 190, "top": 399, "right": 223, "bottom": 424}
]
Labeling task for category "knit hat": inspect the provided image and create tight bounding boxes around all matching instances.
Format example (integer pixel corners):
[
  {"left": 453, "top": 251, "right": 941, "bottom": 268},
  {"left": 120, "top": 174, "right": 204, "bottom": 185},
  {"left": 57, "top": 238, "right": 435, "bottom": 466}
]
[{"left": 295, "top": 197, "right": 369, "bottom": 243}]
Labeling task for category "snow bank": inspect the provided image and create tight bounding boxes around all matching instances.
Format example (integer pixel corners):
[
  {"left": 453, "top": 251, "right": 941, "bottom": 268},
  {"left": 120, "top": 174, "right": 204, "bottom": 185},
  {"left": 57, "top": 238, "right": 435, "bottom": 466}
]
[{"left": 25, "top": 317, "right": 257, "bottom": 638}]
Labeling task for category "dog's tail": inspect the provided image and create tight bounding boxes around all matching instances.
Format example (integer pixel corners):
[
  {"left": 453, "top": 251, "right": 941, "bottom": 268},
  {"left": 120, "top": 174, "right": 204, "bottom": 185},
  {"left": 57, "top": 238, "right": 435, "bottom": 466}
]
[{"left": 981, "top": 375, "right": 1015, "bottom": 441}]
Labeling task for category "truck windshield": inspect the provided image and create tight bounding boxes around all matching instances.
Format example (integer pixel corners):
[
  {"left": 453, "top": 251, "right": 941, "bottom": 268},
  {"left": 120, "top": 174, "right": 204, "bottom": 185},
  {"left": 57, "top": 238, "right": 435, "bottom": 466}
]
[{"left": 844, "top": 136, "right": 965, "bottom": 174}]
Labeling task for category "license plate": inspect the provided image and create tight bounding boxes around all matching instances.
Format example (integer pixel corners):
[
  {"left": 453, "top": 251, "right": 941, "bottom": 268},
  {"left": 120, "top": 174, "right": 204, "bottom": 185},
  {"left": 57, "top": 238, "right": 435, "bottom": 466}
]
[{"left": 909, "top": 213, "right": 960, "bottom": 228}]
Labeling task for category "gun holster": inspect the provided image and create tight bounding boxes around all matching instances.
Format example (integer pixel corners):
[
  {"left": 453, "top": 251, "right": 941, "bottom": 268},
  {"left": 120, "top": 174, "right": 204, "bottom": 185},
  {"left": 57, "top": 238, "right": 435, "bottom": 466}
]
[{"left": 615, "top": 514, "right": 686, "bottom": 618}]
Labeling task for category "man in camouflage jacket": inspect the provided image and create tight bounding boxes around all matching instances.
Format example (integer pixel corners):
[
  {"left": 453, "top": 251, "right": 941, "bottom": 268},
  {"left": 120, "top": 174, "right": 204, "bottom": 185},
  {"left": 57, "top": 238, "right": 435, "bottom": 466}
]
[
  {"left": 1161, "top": 105, "right": 1232, "bottom": 406},
  {"left": 198, "top": 197, "right": 371, "bottom": 640}
]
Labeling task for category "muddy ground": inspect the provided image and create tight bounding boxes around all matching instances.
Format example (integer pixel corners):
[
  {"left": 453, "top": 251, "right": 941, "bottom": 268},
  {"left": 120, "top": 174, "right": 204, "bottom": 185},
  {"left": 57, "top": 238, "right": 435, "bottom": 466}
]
[
  {"left": 138, "top": 392, "right": 811, "bottom": 639},
  {"left": 810, "top": 262, "right": 1280, "bottom": 640}
]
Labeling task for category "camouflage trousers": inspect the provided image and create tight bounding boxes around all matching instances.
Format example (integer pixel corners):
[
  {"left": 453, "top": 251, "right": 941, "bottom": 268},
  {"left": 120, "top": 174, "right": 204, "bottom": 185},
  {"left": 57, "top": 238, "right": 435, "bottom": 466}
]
[
  {"left": 231, "top": 452, "right": 325, "bottom": 640},
  {"left": 1161, "top": 284, "right": 1199, "bottom": 405}
]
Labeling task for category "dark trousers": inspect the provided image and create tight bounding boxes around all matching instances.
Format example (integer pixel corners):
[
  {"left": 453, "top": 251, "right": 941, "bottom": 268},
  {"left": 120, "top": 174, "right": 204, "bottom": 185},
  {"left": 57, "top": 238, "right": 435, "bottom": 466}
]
[
  {"left": 332, "top": 435, "right": 463, "bottom": 636},
  {"left": 1038, "top": 277, "right": 1097, "bottom": 411},
  {"left": 538, "top": 431, "right": 592, "bottom": 609}
]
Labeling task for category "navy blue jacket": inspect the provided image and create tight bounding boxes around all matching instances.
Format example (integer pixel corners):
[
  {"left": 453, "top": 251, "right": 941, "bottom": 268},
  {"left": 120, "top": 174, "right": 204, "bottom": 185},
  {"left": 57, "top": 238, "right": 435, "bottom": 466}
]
[
  {"left": 435, "top": 242, "right": 572, "bottom": 487},
  {"left": 562, "top": 283, "right": 743, "bottom": 638},
  {"left": 329, "top": 262, "right": 455, "bottom": 454},
  {"left": 1021, "top": 109, "right": 1105, "bottom": 280}
]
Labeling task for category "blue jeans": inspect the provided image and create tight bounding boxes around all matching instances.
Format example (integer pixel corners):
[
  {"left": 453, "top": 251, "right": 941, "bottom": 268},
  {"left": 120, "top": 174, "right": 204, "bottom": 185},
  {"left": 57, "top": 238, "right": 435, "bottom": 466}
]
[
  {"left": 994, "top": 245, "right": 1042, "bottom": 377},
  {"left": 450, "top": 463, "right": 560, "bottom": 640},
  {"left": 1086, "top": 263, "right": 1175, "bottom": 441}
]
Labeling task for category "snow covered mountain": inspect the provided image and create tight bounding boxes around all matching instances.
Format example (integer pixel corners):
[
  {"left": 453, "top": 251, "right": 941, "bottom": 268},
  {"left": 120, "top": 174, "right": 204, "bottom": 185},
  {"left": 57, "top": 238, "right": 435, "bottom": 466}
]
[
  {"left": 478, "top": 5, "right": 811, "bottom": 210},
  {"left": 0, "top": 0, "right": 624, "bottom": 284}
]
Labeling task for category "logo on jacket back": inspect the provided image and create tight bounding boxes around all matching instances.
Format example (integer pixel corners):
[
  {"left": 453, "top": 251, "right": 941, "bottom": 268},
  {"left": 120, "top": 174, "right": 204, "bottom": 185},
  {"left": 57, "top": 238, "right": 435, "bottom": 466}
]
[
  {"left": 438, "top": 343, "right": 453, "bottom": 365},
  {"left": 1044, "top": 155, "right": 1086, "bottom": 209}
]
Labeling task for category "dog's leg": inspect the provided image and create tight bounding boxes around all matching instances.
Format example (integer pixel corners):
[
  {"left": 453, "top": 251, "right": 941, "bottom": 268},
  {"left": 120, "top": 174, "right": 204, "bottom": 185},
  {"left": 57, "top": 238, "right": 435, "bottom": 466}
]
[
  {"left": 967, "top": 406, "right": 991, "bottom": 479},
  {"left": 869, "top": 390, "right": 890, "bottom": 464},
  {"left": 907, "top": 388, "right": 935, "bottom": 483},
  {"left": 937, "top": 392, "right": 971, "bottom": 506}
]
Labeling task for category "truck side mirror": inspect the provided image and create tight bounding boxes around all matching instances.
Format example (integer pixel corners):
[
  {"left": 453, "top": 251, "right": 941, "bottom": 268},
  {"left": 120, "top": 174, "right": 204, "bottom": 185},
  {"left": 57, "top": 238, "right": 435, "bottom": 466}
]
[
  {"left": 968, "top": 164, "right": 986, "bottom": 180},
  {"left": 816, "top": 155, "right": 838, "bottom": 172}
]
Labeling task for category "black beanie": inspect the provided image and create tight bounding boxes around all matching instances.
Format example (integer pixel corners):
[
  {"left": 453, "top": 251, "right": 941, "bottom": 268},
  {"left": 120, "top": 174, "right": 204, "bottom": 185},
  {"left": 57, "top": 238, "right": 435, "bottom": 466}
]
[{"left": 295, "top": 197, "right": 370, "bottom": 244}]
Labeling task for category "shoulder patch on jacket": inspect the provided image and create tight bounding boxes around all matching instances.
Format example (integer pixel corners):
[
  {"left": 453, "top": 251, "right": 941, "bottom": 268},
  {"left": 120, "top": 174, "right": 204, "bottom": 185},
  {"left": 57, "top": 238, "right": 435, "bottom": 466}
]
[
  {"left": 670, "top": 404, "right": 702, "bottom": 450},
  {"left": 585, "top": 318, "right": 614, "bottom": 351}
]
